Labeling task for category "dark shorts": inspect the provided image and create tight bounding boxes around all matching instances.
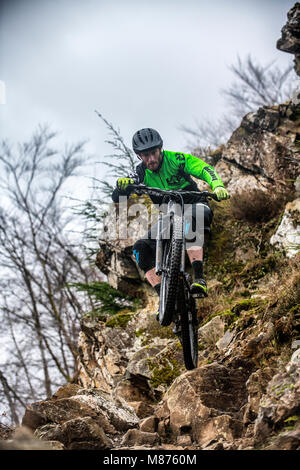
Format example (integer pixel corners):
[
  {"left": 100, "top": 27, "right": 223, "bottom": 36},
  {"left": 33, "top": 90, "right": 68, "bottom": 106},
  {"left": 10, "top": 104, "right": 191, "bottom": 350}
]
[{"left": 132, "top": 203, "right": 213, "bottom": 273}]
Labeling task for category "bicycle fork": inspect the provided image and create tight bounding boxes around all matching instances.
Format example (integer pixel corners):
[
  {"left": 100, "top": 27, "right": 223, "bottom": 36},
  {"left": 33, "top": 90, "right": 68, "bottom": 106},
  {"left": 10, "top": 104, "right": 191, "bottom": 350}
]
[
  {"left": 155, "top": 208, "right": 186, "bottom": 276},
  {"left": 155, "top": 212, "right": 163, "bottom": 275}
]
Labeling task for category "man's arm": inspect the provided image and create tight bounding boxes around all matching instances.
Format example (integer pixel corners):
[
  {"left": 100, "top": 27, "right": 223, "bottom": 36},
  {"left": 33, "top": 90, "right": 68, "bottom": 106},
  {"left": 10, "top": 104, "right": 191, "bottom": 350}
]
[{"left": 183, "top": 153, "right": 225, "bottom": 190}]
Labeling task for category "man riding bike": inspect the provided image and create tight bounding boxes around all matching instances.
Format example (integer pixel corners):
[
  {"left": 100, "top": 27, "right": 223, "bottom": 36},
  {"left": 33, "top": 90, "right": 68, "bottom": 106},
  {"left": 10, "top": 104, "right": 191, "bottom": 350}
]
[{"left": 111, "top": 128, "right": 229, "bottom": 299}]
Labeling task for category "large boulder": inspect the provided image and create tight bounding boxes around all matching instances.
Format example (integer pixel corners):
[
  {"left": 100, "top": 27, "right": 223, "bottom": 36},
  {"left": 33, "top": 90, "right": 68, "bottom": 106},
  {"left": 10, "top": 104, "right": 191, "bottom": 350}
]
[
  {"left": 155, "top": 362, "right": 249, "bottom": 448},
  {"left": 22, "top": 384, "right": 139, "bottom": 450},
  {"left": 214, "top": 103, "right": 299, "bottom": 195},
  {"left": 277, "top": 2, "right": 300, "bottom": 76}
]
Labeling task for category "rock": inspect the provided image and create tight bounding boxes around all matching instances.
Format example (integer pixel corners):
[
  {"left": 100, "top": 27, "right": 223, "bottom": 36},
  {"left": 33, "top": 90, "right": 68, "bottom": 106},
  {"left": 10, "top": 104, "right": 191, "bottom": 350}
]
[
  {"left": 0, "top": 426, "right": 59, "bottom": 450},
  {"left": 52, "top": 384, "right": 82, "bottom": 399},
  {"left": 270, "top": 198, "right": 300, "bottom": 258},
  {"left": 295, "top": 175, "right": 300, "bottom": 196},
  {"left": 199, "top": 416, "right": 244, "bottom": 448},
  {"left": 236, "top": 438, "right": 255, "bottom": 450},
  {"left": 61, "top": 417, "right": 112, "bottom": 449},
  {"left": 290, "top": 348, "right": 300, "bottom": 365},
  {"left": 22, "top": 405, "right": 48, "bottom": 431},
  {"left": 77, "top": 318, "right": 136, "bottom": 392},
  {"left": 267, "top": 429, "right": 300, "bottom": 450},
  {"left": 198, "top": 316, "right": 225, "bottom": 345},
  {"left": 127, "top": 401, "right": 155, "bottom": 419},
  {"left": 216, "top": 329, "right": 235, "bottom": 350},
  {"left": 243, "top": 367, "right": 276, "bottom": 424},
  {"left": 71, "top": 390, "right": 139, "bottom": 432},
  {"left": 292, "top": 89, "right": 300, "bottom": 106},
  {"left": 24, "top": 396, "right": 110, "bottom": 430},
  {"left": 126, "top": 345, "right": 166, "bottom": 379},
  {"left": 215, "top": 103, "right": 300, "bottom": 197},
  {"left": 157, "top": 420, "right": 169, "bottom": 437},
  {"left": 120, "top": 429, "right": 160, "bottom": 447},
  {"left": 176, "top": 434, "right": 192, "bottom": 446},
  {"left": 139, "top": 416, "right": 158, "bottom": 433},
  {"left": 277, "top": 3, "right": 300, "bottom": 76},
  {"left": 159, "top": 362, "right": 248, "bottom": 446},
  {"left": 34, "top": 423, "right": 65, "bottom": 443},
  {"left": 155, "top": 401, "right": 170, "bottom": 420},
  {"left": 45, "top": 441, "right": 65, "bottom": 450},
  {"left": 254, "top": 363, "right": 300, "bottom": 443},
  {"left": 292, "top": 340, "right": 300, "bottom": 349},
  {"left": 203, "top": 440, "right": 224, "bottom": 450},
  {"left": 115, "top": 379, "right": 155, "bottom": 404},
  {"left": 22, "top": 386, "right": 139, "bottom": 447}
]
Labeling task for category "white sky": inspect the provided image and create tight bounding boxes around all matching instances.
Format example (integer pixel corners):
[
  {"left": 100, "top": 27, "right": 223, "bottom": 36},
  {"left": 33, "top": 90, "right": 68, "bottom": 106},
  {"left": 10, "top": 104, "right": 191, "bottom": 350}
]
[{"left": 0, "top": 0, "right": 297, "bottom": 201}]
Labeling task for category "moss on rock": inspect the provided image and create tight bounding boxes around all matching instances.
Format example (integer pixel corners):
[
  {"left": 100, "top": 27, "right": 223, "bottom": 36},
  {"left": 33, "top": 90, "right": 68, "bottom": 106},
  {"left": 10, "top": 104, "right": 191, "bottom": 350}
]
[
  {"left": 147, "top": 355, "right": 181, "bottom": 388},
  {"left": 105, "top": 309, "right": 133, "bottom": 328}
]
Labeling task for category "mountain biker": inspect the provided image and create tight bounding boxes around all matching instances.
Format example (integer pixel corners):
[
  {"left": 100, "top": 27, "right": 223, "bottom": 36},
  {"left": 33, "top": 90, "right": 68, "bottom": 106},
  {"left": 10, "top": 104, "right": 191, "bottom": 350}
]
[{"left": 111, "top": 128, "right": 229, "bottom": 299}]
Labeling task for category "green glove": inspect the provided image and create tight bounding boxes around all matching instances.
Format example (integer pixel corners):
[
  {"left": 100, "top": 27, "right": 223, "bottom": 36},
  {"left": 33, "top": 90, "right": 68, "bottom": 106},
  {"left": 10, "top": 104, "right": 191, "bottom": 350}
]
[
  {"left": 117, "top": 177, "right": 134, "bottom": 191},
  {"left": 214, "top": 187, "right": 230, "bottom": 201}
]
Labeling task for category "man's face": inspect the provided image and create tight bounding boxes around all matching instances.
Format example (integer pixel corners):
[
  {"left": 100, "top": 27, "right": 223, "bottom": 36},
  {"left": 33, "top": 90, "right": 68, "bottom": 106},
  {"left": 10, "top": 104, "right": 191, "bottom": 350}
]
[{"left": 139, "top": 147, "right": 162, "bottom": 171}]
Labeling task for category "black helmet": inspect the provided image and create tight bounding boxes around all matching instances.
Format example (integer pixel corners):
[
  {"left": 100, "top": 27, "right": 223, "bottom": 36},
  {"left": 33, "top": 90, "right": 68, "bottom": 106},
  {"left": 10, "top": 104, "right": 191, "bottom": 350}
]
[{"left": 132, "top": 128, "right": 163, "bottom": 154}]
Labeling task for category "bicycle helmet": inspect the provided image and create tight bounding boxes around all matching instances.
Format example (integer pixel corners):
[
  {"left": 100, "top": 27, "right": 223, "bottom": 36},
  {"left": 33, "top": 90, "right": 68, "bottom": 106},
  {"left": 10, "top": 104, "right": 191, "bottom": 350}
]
[{"left": 132, "top": 128, "right": 163, "bottom": 154}]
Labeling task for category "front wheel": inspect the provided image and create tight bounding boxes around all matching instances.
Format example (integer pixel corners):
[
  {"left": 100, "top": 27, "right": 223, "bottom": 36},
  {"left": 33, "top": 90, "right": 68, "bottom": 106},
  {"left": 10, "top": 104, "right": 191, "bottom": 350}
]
[{"left": 159, "top": 214, "right": 183, "bottom": 326}]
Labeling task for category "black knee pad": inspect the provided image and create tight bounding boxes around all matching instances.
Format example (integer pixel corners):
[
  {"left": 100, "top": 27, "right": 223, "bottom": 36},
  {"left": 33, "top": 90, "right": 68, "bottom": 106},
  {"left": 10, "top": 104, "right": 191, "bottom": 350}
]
[{"left": 132, "top": 239, "right": 156, "bottom": 273}]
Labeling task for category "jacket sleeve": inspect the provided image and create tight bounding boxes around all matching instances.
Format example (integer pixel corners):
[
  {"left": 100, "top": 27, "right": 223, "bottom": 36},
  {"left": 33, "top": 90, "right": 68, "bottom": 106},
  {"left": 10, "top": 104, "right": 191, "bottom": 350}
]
[{"left": 182, "top": 153, "right": 225, "bottom": 190}]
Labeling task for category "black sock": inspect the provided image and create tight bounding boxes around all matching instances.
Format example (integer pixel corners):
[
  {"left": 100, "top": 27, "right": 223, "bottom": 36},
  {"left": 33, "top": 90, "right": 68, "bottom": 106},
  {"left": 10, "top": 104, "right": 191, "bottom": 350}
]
[
  {"left": 154, "top": 283, "right": 161, "bottom": 296},
  {"left": 192, "top": 260, "right": 203, "bottom": 279}
]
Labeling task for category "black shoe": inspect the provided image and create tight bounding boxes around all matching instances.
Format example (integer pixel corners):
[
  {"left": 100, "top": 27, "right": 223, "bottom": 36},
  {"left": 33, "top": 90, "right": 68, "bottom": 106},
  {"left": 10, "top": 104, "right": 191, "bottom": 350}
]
[{"left": 190, "top": 278, "right": 208, "bottom": 297}]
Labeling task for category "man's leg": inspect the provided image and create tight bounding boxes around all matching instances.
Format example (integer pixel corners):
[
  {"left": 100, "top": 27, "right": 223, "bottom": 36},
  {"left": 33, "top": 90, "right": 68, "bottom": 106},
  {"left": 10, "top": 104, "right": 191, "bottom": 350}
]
[
  {"left": 145, "top": 268, "right": 161, "bottom": 295},
  {"left": 132, "top": 238, "right": 161, "bottom": 295},
  {"left": 185, "top": 203, "right": 212, "bottom": 296}
]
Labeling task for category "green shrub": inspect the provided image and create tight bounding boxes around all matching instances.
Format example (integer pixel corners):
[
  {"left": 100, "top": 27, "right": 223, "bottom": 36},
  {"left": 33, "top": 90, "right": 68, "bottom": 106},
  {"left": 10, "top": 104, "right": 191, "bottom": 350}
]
[{"left": 69, "top": 281, "right": 140, "bottom": 316}]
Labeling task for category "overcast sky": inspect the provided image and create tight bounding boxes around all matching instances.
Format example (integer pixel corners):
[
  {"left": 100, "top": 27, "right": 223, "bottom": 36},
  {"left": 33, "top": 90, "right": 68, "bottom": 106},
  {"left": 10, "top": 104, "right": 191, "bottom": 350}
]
[{"left": 0, "top": 0, "right": 297, "bottom": 200}]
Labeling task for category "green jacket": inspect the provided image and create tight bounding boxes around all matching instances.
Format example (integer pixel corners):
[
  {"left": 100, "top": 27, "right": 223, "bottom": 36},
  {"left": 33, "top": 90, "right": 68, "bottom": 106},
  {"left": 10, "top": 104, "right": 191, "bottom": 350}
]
[{"left": 112, "top": 150, "right": 224, "bottom": 205}]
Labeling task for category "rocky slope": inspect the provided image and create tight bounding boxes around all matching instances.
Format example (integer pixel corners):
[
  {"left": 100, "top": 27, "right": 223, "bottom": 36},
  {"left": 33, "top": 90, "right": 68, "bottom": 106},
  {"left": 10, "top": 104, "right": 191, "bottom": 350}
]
[{"left": 2, "top": 3, "right": 300, "bottom": 452}]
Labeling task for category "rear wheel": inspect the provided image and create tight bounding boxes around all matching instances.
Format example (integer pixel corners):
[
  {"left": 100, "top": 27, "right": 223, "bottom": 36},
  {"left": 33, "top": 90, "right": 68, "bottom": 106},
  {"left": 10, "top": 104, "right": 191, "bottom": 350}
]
[
  {"left": 178, "top": 277, "right": 198, "bottom": 370},
  {"left": 159, "top": 214, "right": 183, "bottom": 326}
]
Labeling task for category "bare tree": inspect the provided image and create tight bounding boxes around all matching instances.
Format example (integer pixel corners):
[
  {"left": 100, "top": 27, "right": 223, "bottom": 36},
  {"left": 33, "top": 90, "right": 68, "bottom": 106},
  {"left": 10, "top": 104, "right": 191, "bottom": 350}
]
[
  {"left": 180, "top": 54, "right": 295, "bottom": 152},
  {"left": 0, "top": 126, "right": 98, "bottom": 425},
  {"left": 222, "top": 54, "right": 294, "bottom": 118},
  {"left": 94, "top": 110, "right": 136, "bottom": 197}
]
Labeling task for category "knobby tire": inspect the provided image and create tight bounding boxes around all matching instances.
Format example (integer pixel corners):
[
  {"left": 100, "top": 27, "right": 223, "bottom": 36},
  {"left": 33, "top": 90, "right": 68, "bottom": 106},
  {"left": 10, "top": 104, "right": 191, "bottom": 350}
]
[
  {"left": 159, "top": 214, "right": 183, "bottom": 326},
  {"left": 178, "top": 277, "right": 199, "bottom": 370}
]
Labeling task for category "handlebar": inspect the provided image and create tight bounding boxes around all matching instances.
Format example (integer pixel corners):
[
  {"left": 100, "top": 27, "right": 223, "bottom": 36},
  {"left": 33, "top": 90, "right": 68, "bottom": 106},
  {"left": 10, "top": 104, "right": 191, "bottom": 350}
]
[{"left": 128, "top": 183, "right": 220, "bottom": 202}]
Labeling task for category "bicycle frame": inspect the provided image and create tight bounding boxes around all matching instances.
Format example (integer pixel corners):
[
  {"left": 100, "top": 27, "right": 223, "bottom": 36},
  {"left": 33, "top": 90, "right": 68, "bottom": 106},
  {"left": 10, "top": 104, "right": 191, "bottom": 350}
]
[{"left": 129, "top": 183, "right": 218, "bottom": 278}]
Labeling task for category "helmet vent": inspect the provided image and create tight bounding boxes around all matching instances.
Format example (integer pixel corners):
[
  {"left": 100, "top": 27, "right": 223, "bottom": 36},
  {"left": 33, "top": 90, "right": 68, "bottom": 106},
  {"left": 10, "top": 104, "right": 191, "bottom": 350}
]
[{"left": 137, "top": 131, "right": 144, "bottom": 144}]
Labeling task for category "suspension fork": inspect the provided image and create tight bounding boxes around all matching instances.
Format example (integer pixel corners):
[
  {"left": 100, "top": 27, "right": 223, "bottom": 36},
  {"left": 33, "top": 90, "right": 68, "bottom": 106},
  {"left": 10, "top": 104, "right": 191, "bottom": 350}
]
[
  {"left": 155, "top": 212, "right": 163, "bottom": 275},
  {"left": 180, "top": 213, "right": 186, "bottom": 273}
]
